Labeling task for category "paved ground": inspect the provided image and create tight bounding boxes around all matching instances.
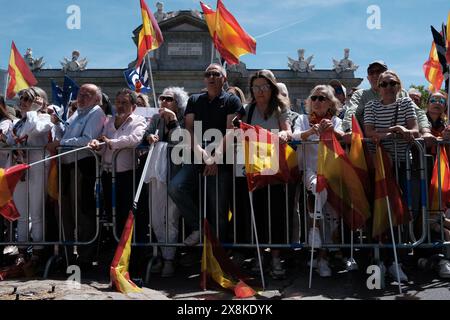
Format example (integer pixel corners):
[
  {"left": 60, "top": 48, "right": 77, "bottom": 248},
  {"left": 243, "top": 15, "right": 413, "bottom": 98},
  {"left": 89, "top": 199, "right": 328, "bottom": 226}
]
[{"left": 1, "top": 248, "right": 449, "bottom": 301}]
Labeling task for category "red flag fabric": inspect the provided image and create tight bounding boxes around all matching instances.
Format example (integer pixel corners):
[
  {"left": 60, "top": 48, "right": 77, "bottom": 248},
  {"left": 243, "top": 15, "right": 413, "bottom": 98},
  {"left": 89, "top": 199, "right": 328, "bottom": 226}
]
[
  {"left": 316, "top": 130, "right": 370, "bottom": 230},
  {"left": 200, "top": 0, "right": 256, "bottom": 65},
  {"left": 201, "top": 219, "right": 255, "bottom": 298},
  {"left": 137, "top": 0, "right": 164, "bottom": 68},
  {"left": 446, "top": 12, "right": 450, "bottom": 64},
  {"left": 423, "top": 41, "right": 444, "bottom": 92},
  {"left": 240, "top": 122, "right": 298, "bottom": 192},
  {"left": 372, "top": 145, "right": 410, "bottom": 238},
  {"left": 0, "top": 164, "right": 30, "bottom": 221},
  {"left": 429, "top": 147, "right": 450, "bottom": 212},
  {"left": 110, "top": 211, "right": 143, "bottom": 294},
  {"left": 6, "top": 41, "right": 37, "bottom": 99}
]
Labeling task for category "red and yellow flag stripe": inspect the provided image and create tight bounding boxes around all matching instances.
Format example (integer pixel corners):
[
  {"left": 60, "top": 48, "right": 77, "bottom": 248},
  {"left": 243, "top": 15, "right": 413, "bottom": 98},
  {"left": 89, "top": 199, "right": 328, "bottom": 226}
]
[
  {"left": 137, "top": 0, "right": 164, "bottom": 67},
  {"left": 6, "top": 41, "right": 37, "bottom": 99}
]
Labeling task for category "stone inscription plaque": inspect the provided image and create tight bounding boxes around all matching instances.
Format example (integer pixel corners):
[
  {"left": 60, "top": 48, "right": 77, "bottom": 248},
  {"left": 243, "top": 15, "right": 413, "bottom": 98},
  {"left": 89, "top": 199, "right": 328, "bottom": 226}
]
[{"left": 168, "top": 42, "right": 203, "bottom": 56}]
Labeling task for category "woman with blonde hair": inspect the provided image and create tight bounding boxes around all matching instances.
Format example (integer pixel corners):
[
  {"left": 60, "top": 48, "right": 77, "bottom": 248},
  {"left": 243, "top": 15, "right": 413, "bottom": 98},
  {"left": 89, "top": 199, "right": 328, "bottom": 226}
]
[
  {"left": 6, "top": 87, "right": 53, "bottom": 274},
  {"left": 292, "top": 84, "right": 344, "bottom": 277}
]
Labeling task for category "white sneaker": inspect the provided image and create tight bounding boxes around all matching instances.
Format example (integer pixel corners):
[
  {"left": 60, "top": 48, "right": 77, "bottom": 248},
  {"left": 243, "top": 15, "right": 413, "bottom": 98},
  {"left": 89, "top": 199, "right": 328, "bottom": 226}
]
[
  {"left": 161, "top": 260, "right": 175, "bottom": 278},
  {"left": 308, "top": 227, "right": 322, "bottom": 248},
  {"left": 345, "top": 258, "right": 359, "bottom": 271},
  {"left": 184, "top": 230, "right": 200, "bottom": 246},
  {"left": 388, "top": 263, "right": 408, "bottom": 282},
  {"left": 317, "top": 258, "right": 331, "bottom": 277},
  {"left": 438, "top": 259, "right": 450, "bottom": 278}
]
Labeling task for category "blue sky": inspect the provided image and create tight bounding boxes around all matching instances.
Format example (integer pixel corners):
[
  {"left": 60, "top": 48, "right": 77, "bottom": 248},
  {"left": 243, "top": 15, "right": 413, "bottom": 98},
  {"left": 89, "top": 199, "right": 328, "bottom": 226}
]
[{"left": 0, "top": 0, "right": 448, "bottom": 89}]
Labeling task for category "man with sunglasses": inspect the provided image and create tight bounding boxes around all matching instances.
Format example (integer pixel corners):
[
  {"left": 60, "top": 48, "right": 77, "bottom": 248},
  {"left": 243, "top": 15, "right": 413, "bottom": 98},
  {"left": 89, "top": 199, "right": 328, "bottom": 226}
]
[
  {"left": 168, "top": 63, "right": 242, "bottom": 245},
  {"left": 342, "top": 61, "right": 430, "bottom": 137}
]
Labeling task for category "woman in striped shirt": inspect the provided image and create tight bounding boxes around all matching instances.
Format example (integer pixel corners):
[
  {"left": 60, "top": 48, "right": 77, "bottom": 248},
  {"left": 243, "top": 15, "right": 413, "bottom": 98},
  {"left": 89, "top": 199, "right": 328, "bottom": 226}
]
[{"left": 364, "top": 70, "right": 419, "bottom": 282}]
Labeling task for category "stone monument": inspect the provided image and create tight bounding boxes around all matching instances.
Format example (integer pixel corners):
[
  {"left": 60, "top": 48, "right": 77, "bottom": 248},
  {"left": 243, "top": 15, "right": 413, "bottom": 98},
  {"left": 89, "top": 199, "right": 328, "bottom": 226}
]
[
  {"left": 24, "top": 48, "right": 45, "bottom": 71},
  {"left": 288, "top": 49, "right": 315, "bottom": 73},
  {"left": 60, "top": 50, "right": 88, "bottom": 72},
  {"left": 332, "top": 48, "right": 358, "bottom": 74}
]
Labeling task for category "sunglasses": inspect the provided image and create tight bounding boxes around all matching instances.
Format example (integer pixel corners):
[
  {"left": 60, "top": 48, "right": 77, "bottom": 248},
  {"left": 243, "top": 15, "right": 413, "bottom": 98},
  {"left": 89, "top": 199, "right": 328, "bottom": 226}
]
[
  {"left": 368, "top": 68, "right": 385, "bottom": 76},
  {"left": 379, "top": 81, "right": 398, "bottom": 88},
  {"left": 310, "top": 95, "right": 328, "bottom": 102},
  {"left": 251, "top": 84, "right": 271, "bottom": 93},
  {"left": 159, "top": 96, "right": 174, "bottom": 102},
  {"left": 20, "top": 95, "right": 32, "bottom": 102},
  {"left": 430, "top": 97, "right": 446, "bottom": 105},
  {"left": 333, "top": 87, "right": 344, "bottom": 95},
  {"left": 204, "top": 71, "right": 223, "bottom": 78}
]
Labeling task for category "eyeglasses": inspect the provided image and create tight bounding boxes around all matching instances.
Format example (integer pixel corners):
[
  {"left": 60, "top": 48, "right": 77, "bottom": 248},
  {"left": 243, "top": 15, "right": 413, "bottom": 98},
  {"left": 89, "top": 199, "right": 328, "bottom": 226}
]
[
  {"left": 204, "top": 71, "right": 223, "bottom": 78},
  {"left": 379, "top": 81, "right": 398, "bottom": 88},
  {"left": 159, "top": 96, "right": 174, "bottom": 102},
  {"left": 430, "top": 97, "right": 447, "bottom": 105},
  {"left": 251, "top": 84, "right": 271, "bottom": 93},
  {"left": 310, "top": 95, "right": 328, "bottom": 102},
  {"left": 78, "top": 92, "right": 93, "bottom": 98}
]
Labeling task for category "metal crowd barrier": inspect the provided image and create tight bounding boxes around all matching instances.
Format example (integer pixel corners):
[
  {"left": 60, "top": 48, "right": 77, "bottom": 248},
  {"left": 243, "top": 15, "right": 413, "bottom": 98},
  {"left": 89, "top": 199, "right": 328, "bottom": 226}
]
[
  {"left": 0, "top": 146, "right": 102, "bottom": 277},
  {"left": 2, "top": 136, "right": 450, "bottom": 281}
]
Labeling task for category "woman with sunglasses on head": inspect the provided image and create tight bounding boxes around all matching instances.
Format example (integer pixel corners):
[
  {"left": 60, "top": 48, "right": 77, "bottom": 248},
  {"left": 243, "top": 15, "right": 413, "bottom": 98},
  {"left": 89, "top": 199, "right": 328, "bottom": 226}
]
[
  {"left": 364, "top": 70, "right": 419, "bottom": 282},
  {"left": 141, "top": 86, "right": 189, "bottom": 277},
  {"left": 242, "top": 69, "right": 293, "bottom": 280},
  {"left": 5, "top": 87, "right": 53, "bottom": 275},
  {"left": 424, "top": 92, "right": 450, "bottom": 244},
  {"left": 292, "top": 85, "right": 344, "bottom": 277}
]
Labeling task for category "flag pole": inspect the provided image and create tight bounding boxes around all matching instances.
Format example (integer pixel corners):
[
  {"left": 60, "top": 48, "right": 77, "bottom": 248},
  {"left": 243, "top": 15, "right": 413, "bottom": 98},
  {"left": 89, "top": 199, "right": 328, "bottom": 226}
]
[
  {"left": 377, "top": 147, "right": 402, "bottom": 294},
  {"left": 248, "top": 191, "right": 265, "bottom": 290},
  {"left": 146, "top": 53, "right": 158, "bottom": 109},
  {"left": 133, "top": 130, "right": 159, "bottom": 207},
  {"left": 28, "top": 144, "right": 104, "bottom": 168},
  {"left": 308, "top": 194, "right": 319, "bottom": 289},
  {"left": 202, "top": 166, "right": 208, "bottom": 291},
  {"left": 210, "top": 43, "right": 215, "bottom": 64},
  {"left": 4, "top": 72, "right": 10, "bottom": 97}
]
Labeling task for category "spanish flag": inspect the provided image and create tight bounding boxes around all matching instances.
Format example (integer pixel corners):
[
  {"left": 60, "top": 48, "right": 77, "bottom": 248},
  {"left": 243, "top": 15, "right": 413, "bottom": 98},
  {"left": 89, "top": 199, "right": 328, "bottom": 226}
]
[
  {"left": 0, "top": 164, "right": 30, "bottom": 221},
  {"left": 429, "top": 147, "right": 450, "bottom": 212},
  {"left": 6, "top": 42, "right": 37, "bottom": 99},
  {"left": 240, "top": 122, "right": 298, "bottom": 192},
  {"left": 349, "top": 116, "right": 372, "bottom": 200},
  {"left": 423, "top": 41, "right": 444, "bottom": 92},
  {"left": 200, "top": 0, "right": 256, "bottom": 65},
  {"left": 137, "top": 0, "right": 164, "bottom": 68},
  {"left": 372, "top": 145, "right": 409, "bottom": 238},
  {"left": 316, "top": 130, "right": 370, "bottom": 231},
  {"left": 201, "top": 219, "right": 256, "bottom": 298},
  {"left": 110, "top": 211, "right": 143, "bottom": 294}
]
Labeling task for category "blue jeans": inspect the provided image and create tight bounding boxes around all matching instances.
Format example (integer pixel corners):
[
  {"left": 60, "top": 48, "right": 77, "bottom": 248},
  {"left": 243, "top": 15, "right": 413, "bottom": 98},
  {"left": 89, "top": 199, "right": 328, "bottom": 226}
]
[{"left": 168, "top": 164, "right": 231, "bottom": 240}]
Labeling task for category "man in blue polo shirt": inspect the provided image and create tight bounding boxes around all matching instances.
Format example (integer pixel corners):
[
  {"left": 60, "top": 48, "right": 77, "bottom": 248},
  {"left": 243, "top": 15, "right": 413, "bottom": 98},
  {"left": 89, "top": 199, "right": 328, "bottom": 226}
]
[{"left": 168, "top": 63, "right": 242, "bottom": 245}]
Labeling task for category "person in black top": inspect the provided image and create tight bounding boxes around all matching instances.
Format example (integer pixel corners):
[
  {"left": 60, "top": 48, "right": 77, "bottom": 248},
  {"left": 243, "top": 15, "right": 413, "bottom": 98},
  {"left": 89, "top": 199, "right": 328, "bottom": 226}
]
[{"left": 168, "top": 63, "right": 242, "bottom": 245}]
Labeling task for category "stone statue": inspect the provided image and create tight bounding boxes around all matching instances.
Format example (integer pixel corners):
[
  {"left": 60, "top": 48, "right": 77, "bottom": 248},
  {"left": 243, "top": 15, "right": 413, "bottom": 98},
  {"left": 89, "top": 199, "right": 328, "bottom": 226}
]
[
  {"left": 190, "top": 9, "right": 202, "bottom": 19},
  {"left": 24, "top": 48, "right": 45, "bottom": 71},
  {"left": 60, "top": 50, "right": 88, "bottom": 72},
  {"left": 154, "top": 2, "right": 168, "bottom": 22},
  {"left": 288, "top": 49, "right": 314, "bottom": 73},
  {"left": 332, "top": 48, "right": 358, "bottom": 74}
]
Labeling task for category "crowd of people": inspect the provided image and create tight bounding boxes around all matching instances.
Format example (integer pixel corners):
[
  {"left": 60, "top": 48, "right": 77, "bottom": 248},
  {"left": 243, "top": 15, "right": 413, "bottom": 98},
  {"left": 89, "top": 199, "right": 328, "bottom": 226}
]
[{"left": 0, "top": 60, "right": 449, "bottom": 285}]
